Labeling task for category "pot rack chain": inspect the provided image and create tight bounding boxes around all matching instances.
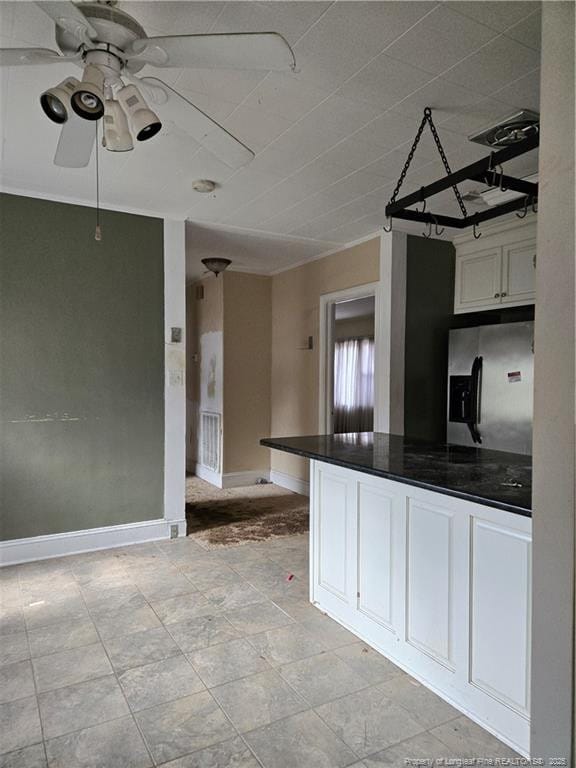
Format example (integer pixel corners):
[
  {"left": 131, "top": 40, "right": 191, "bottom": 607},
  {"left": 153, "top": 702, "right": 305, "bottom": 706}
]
[{"left": 385, "top": 107, "right": 468, "bottom": 227}]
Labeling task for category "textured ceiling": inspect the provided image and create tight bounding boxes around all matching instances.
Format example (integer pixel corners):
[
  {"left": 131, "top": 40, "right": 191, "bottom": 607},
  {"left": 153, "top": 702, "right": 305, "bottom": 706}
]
[{"left": 0, "top": 1, "right": 541, "bottom": 277}]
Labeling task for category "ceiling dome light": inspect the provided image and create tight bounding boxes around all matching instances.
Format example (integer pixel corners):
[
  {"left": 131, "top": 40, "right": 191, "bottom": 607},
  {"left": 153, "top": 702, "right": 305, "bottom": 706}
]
[
  {"left": 103, "top": 99, "right": 133, "bottom": 152},
  {"left": 117, "top": 84, "right": 162, "bottom": 142},
  {"left": 40, "top": 76, "right": 80, "bottom": 124},
  {"left": 192, "top": 179, "right": 217, "bottom": 193},
  {"left": 202, "top": 257, "right": 231, "bottom": 277},
  {"left": 71, "top": 64, "right": 105, "bottom": 121}
]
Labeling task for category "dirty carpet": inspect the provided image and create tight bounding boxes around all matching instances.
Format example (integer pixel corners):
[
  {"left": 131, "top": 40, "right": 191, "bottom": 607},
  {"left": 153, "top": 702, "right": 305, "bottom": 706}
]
[{"left": 186, "top": 475, "right": 309, "bottom": 548}]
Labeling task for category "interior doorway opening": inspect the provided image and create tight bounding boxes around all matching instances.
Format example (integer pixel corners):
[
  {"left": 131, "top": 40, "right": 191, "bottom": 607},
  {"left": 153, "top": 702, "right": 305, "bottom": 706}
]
[
  {"left": 333, "top": 296, "right": 375, "bottom": 433},
  {"left": 320, "top": 286, "right": 378, "bottom": 435}
]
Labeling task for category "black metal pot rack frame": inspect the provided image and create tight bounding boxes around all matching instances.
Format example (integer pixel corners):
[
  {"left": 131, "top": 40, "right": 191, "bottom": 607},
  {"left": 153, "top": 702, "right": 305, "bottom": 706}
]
[{"left": 383, "top": 107, "right": 539, "bottom": 236}]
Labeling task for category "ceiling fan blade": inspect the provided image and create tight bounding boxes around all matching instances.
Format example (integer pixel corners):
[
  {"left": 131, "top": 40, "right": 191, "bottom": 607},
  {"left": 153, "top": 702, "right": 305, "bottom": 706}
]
[
  {"left": 54, "top": 113, "right": 95, "bottom": 168},
  {"left": 0, "top": 47, "right": 79, "bottom": 66},
  {"left": 140, "top": 77, "right": 254, "bottom": 170},
  {"left": 35, "top": 1, "right": 97, "bottom": 41},
  {"left": 126, "top": 32, "right": 295, "bottom": 71}
]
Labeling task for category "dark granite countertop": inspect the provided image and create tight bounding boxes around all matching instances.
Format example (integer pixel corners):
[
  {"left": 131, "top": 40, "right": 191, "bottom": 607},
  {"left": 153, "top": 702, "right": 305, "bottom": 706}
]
[{"left": 261, "top": 432, "right": 532, "bottom": 517}]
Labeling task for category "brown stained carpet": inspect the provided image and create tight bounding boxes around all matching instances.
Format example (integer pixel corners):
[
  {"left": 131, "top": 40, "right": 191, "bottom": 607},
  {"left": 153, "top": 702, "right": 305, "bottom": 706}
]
[{"left": 185, "top": 475, "right": 309, "bottom": 549}]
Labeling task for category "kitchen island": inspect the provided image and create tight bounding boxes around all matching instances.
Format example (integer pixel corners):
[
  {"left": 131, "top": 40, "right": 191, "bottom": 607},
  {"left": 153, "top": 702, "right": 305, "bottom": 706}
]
[{"left": 261, "top": 432, "right": 532, "bottom": 756}]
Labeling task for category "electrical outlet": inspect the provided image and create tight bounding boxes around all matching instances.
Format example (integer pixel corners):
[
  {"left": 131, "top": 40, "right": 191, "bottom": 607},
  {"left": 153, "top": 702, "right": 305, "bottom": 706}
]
[{"left": 170, "top": 525, "right": 179, "bottom": 539}]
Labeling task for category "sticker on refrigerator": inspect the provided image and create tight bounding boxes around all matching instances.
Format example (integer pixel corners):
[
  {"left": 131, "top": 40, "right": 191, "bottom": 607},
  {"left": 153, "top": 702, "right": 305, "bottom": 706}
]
[{"left": 507, "top": 371, "right": 522, "bottom": 383}]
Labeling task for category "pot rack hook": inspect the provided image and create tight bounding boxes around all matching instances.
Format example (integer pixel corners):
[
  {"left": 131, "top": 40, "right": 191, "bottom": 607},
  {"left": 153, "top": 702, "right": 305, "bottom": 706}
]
[
  {"left": 418, "top": 188, "right": 426, "bottom": 214},
  {"left": 432, "top": 215, "right": 444, "bottom": 237},
  {"left": 532, "top": 197, "right": 538, "bottom": 214},
  {"left": 382, "top": 216, "right": 393, "bottom": 233},
  {"left": 422, "top": 220, "right": 432, "bottom": 239},
  {"left": 473, "top": 216, "right": 482, "bottom": 240},
  {"left": 516, "top": 196, "right": 529, "bottom": 219}
]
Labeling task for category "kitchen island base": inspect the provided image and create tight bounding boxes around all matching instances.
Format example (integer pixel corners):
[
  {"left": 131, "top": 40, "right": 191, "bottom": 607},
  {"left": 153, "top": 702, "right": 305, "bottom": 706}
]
[{"left": 309, "top": 459, "right": 531, "bottom": 756}]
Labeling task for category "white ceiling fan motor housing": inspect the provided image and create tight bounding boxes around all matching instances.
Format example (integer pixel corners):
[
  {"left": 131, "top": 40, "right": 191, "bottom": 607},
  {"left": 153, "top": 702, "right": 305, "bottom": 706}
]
[{"left": 56, "top": 3, "right": 148, "bottom": 73}]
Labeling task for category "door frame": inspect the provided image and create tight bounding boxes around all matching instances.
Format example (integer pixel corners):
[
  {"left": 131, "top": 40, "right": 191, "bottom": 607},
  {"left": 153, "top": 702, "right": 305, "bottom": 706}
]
[{"left": 318, "top": 282, "right": 379, "bottom": 434}]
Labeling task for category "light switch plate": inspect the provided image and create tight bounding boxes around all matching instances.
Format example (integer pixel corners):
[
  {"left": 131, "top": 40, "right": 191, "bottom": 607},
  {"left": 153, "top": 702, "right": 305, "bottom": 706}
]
[{"left": 171, "top": 327, "right": 182, "bottom": 343}]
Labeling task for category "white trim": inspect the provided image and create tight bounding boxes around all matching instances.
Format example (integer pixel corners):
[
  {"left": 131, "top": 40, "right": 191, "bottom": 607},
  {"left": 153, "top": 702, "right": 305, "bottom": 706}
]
[
  {"left": 374, "top": 231, "right": 406, "bottom": 434},
  {"left": 194, "top": 463, "right": 223, "bottom": 488},
  {"left": 0, "top": 186, "right": 165, "bottom": 220},
  {"left": 164, "top": 220, "right": 187, "bottom": 526},
  {"left": 0, "top": 518, "right": 186, "bottom": 567},
  {"left": 221, "top": 470, "right": 271, "bottom": 488},
  {"left": 269, "top": 232, "right": 382, "bottom": 276},
  {"left": 270, "top": 470, "right": 310, "bottom": 497},
  {"left": 318, "top": 282, "right": 380, "bottom": 434}
]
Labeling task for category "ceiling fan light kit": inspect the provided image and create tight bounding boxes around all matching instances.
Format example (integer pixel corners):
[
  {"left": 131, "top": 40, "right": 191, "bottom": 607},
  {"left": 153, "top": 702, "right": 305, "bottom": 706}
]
[
  {"left": 1, "top": 1, "right": 296, "bottom": 169},
  {"left": 70, "top": 63, "right": 105, "bottom": 120},
  {"left": 117, "top": 84, "right": 161, "bottom": 141},
  {"left": 40, "top": 76, "right": 79, "bottom": 123},
  {"left": 103, "top": 98, "right": 133, "bottom": 152}
]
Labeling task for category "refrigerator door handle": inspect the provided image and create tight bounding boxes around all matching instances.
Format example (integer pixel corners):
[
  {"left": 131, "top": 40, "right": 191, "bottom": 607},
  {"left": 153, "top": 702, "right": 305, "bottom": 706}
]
[{"left": 467, "top": 356, "right": 483, "bottom": 444}]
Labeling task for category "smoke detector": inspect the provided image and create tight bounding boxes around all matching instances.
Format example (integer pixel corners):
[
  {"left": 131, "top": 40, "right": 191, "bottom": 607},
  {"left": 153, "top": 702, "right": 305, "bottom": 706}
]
[
  {"left": 192, "top": 179, "right": 217, "bottom": 193},
  {"left": 469, "top": 110, "right": 539, "bottom": 148}
]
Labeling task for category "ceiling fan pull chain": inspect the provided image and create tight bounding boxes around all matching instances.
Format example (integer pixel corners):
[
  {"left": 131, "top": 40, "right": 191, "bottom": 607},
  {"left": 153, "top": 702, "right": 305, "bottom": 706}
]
[{"left": 95, "top": 121, "right": 102, "bottom": 242}]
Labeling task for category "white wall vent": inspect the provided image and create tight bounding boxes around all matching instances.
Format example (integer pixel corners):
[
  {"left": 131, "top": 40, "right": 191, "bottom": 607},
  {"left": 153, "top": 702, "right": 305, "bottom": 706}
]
[{"left": 200, "top": 411, "right": 221, "bottom": 472}]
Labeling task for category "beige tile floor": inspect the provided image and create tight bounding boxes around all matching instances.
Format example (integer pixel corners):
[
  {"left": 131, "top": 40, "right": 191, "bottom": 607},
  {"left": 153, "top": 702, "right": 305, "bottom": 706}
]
[{"left": 0, "top": 532, "right": 521, "bottom": 767}]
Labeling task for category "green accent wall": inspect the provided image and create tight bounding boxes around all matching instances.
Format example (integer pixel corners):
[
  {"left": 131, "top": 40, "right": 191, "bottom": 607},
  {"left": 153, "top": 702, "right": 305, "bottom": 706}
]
[
  {"left": 0, "top": 194, "right": 164, "bottom": 541},
  {"left": 404, "top": 235, "right": 455, "bottom": 443}
]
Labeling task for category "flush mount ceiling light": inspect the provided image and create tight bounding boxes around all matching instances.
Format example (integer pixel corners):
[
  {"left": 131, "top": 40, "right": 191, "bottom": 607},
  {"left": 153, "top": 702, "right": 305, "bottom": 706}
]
[
  {"left": 192, "top": 179, "right": 217, "bottom": 193},
  {"left": 0, "top": 1, "right": 296, "bottom": 169},
  {"left": 202, "top": 258, "right": 231, "bottom": 277}
]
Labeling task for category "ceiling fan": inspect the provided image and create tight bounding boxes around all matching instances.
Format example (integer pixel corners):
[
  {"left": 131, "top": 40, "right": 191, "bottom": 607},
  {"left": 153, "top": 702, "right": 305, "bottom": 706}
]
[{"left": 0, "top": 1, "right": 296, "bottom": 169}]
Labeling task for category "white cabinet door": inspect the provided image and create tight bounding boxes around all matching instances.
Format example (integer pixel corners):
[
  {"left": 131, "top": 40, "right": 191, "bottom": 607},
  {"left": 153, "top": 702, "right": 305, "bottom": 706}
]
[
  {"left": 470, "top": 517, "right": 531, "bottom": 717},
  {"left": 455, "top": 247, "right": 502, "bottom": 312},
  {"left": 356, "top": 480, "right": 403, "bottom": 635},
  {"left": 312, "top": 462, "right": 356, "bottom": 613},
  {"left": 406, "top": 498, "right": 457, "bottom": 670},
  {"left": 501, "top": 239, "right": 536, "bottom": 305}
]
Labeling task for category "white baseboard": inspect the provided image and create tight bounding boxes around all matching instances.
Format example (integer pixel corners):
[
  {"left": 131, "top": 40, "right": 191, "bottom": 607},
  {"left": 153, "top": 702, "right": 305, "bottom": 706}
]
[
  {"left": 270, "top": 470, "right": 310, "bottom": 497},
  {"left": 194, "top": 463, "right": 223, "bottom": 488},
  {"left": 0, "top": 517, "right": 187, "bottom": 567},
  {"left": 221, "top": 470, "right": 271, "bottom": 488}
]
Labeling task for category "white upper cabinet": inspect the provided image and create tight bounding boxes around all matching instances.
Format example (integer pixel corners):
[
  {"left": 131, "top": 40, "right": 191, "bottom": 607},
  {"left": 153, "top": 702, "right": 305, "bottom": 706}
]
[
  {"left": 454, "top": 217, "right": 536, "bottom": 314},
  {"left": 502, "top": 239, "right": 537, "bottom": 304},
  {"left": 455, "top": 247, "right": 502, "bottom": 310}
]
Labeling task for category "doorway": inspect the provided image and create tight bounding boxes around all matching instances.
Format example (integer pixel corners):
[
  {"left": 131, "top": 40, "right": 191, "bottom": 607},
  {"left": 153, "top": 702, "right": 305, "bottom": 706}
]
[{"left": 319, "top": 285, "right": 378, "bottom": 434}]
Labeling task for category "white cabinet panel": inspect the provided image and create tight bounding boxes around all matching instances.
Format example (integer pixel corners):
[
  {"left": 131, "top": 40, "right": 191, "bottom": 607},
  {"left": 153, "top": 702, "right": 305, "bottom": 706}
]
[
  {"left": 455, "top": 248, "right": 502, "bottom": 312},
  {"left": 502, "top": 240, "right": 536, "bottom": 304},
  {"left": 357, "top": 482, "right": 395, "bottom": 631},
  {"left": 406, "top": 500, "right": 455, "bottom": 670},
  {"left": 309, "top": 460, "right": 532, "bottom": 756},
  {"left": 316, "top": 467, "right": 352, "bottom": 602},
  {"left": 470, "top": 518, "right": 531, "bottom": 716}
]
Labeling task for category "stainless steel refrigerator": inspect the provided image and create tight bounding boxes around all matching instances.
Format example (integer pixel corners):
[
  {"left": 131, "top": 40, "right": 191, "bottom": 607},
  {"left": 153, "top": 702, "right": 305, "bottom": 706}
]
[{"left": 447, "top": 321, "right": 534, "bottom": 455}]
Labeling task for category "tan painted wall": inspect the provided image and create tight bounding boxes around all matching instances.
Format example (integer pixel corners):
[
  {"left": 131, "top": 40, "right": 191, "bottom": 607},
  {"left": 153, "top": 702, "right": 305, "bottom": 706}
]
[
  {"left": 223, "top": 271, "right": 272, "bottom": 474},
  {"left": 335, "top": 314, "right": 375, "bottom": 340},
  {"left": 186, "top": 276, "right": 223, "bottom": 470},
  {"left": 270, "top": 238, "right": 380, "bottom": 481}
]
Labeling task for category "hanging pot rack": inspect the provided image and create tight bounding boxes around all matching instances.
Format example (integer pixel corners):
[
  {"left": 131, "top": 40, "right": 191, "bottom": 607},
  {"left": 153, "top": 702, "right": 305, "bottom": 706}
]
[{"left": 383, "top": 107, "right": 539, "bottom": 237}]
